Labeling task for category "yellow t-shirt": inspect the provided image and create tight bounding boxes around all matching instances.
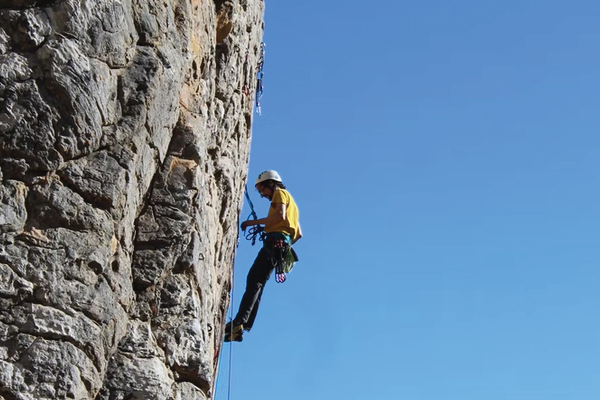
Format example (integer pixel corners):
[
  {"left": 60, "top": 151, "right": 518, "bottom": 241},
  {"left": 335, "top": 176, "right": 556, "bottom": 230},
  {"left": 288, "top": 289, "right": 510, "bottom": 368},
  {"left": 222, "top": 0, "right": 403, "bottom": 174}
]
[{"left": 264, "top": 189, "right": 301, "bottom": 243}]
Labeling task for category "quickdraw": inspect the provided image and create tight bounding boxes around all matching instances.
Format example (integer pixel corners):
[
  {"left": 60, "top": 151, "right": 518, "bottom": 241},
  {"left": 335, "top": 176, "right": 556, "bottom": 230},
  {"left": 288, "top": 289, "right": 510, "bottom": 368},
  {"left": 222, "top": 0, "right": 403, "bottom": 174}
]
[{"left": 255, "top": 42, "right": 265, "bottom": 115}]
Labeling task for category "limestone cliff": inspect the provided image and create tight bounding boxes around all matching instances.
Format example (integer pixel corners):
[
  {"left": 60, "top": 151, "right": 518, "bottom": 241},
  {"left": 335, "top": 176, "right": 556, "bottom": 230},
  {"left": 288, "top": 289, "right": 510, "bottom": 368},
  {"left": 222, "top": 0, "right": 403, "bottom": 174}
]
[{"left": 0, "top": 0, "right": 264, "bottom": 398}]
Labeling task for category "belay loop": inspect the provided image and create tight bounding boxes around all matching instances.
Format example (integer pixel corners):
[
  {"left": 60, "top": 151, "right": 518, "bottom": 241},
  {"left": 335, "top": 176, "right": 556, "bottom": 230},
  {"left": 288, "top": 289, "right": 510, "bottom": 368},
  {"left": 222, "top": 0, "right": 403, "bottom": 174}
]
[
  {"left": 243, "top": 185, "right": 265, "bottom": 246},
  {"left": 255, "top": 42, "right": 265, "bottom": 115}
]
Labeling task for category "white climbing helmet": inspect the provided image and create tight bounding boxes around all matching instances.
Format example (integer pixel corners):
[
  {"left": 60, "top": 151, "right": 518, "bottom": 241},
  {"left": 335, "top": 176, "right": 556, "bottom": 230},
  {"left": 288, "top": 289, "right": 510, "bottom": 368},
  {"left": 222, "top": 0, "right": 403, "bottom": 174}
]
[{"left": 255, "top": 170, "right": 282, "bottom": 185}]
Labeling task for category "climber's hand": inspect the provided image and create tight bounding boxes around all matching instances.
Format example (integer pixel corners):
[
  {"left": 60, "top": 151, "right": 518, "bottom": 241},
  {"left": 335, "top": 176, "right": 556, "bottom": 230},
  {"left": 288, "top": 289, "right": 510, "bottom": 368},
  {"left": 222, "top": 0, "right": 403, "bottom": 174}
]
[{"left": 241, "top": 220, "right": 252, "bottom": 231}]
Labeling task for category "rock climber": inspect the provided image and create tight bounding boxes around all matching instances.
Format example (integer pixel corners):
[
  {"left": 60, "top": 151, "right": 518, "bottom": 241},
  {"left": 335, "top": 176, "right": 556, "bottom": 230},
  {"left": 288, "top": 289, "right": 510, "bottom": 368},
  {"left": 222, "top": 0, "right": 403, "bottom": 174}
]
[{"left": 224, "top": 170, "right": 302, "bottom": 342}]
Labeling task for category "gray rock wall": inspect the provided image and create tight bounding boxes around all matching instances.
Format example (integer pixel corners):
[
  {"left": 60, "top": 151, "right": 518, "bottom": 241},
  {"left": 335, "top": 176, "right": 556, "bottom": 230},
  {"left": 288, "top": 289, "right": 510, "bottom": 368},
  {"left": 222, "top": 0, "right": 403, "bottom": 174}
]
[{"left": 0, "top": 1, "right": 264, "bottom": 399}]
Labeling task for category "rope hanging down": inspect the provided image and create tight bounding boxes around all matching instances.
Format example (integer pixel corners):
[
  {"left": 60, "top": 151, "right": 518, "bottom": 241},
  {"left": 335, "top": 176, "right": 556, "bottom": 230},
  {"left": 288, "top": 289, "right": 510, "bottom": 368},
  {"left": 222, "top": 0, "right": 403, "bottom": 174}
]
[
  {"left": 216, "top": 41, "right": 266, "bottom": 400},
  {"left": 243, "top": 185, "right": 265, "bottom": 245},
  {"left": 217, "top": 186, "right": 258, "bottom": 400},
  {"left": 255, "top": 42, "right": 266, "bottom": 115},
  {"left": 226, "top": 253, "right": 235, "bottom": 400}
]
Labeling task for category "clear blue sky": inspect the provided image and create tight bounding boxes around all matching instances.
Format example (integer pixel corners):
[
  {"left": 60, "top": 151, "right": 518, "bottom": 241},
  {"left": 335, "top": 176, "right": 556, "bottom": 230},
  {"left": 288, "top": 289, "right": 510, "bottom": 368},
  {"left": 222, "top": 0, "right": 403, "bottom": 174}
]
[{"left": 216, "top": 1, "right": 600, "bottom": 399}]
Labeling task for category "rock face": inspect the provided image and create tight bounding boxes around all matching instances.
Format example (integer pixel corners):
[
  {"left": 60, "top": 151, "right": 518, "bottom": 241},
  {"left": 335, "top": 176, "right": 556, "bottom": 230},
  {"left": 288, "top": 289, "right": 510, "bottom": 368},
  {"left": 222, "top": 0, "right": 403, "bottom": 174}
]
[{"left": 0, "top": 1, "right": 264, "bottom": 399}]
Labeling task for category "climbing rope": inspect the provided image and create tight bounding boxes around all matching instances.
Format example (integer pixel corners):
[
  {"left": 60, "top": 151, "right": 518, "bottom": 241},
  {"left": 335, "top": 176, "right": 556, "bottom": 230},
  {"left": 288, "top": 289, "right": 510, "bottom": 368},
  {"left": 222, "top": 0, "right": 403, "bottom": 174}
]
[
  {"left": 217, "top": 183, "right": 281, "bottom": 397},
  {"left": 220, "top": 185, "right": 263, "bottom": 400},
  {"left": 255, "top": 42, "right": 265, "bottom": 115},
  {"left": 243, "top": 185, "right": 265, "bottom": 245},
  {"left": 216, "top": 187, "right": 253, "bottom": 400},
  {"left": 244, "top": 184, "right": 258, "bottom": 220},
  {"left": 215, "top": 241, "right": 236, "bottom": 400},
  {"left": 227, "top": 260, "right": 235, "bottom": 400}
]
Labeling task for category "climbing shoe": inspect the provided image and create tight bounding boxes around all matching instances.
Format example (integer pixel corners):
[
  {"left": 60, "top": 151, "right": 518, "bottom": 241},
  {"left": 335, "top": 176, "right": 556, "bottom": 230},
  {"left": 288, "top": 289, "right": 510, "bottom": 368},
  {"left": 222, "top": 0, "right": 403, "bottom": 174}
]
[
  {"left": 224, "top": 330, "right": 243, "bottom": 342},
  {"left": 224, "top": 321, "right": 243, "bottom": 334},
  {"left": 224, "top": 321, "right": 244, "bottom": 342}
]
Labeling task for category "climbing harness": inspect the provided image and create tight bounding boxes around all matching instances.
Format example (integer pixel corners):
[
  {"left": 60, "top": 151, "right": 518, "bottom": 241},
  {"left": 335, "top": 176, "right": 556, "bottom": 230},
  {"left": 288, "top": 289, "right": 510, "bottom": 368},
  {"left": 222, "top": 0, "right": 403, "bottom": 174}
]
[
  {"left": 264, "top": 232, "right": 298, "bottom": 284},
  {"left": 255, "top": 42, "right": 265, "bottom": 115},
  {"left": 243, "top": 185, "right": 265, "bottom": 245},
  {"left": 263, "top": 233, "right": 291, "bottom": 283}
]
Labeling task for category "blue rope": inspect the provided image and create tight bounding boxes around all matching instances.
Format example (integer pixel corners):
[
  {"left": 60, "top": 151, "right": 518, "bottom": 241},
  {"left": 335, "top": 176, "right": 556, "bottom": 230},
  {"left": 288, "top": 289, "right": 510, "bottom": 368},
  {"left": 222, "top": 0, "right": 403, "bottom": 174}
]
[
  {"left": 244, "top": 185, "right": 258, "bottom": 221},
  {"left": 243, "top": 185, "right": 265, "bottom": 246}
]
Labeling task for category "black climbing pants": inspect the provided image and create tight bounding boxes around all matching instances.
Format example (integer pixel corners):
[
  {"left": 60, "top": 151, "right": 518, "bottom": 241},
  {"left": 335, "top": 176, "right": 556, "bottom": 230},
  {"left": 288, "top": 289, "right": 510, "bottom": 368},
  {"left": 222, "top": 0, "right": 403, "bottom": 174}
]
[{"left": 234, "top": 245, "right": 274, "bottom": 331}]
